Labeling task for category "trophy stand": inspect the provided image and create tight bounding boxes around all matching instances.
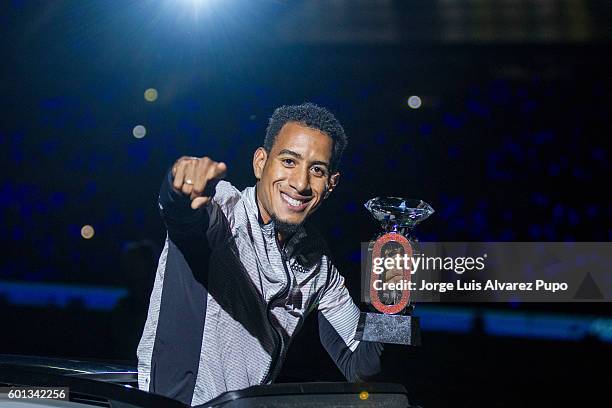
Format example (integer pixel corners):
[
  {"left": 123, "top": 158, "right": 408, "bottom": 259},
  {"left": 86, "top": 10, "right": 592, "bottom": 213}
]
[{"left": 355, "top": 197, "right": 434, "bottom": 346}]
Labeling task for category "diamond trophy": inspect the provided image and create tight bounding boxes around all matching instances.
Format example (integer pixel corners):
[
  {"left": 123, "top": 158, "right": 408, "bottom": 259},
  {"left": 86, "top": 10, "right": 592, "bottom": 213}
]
[{"left": 355, "top": 197, "right": 434, "bottom": 345}]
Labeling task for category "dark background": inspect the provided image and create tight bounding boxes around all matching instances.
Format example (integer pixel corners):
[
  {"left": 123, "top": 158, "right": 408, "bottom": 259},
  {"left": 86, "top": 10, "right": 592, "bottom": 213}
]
[{"left": 1, "top": 1, "right": 611, "bottom": 407}]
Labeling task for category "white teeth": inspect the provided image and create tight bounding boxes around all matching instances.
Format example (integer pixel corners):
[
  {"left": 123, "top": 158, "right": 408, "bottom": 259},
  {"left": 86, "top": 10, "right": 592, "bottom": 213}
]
[{"left": 282, "top": 193, "right": 303, "bottom": 207}]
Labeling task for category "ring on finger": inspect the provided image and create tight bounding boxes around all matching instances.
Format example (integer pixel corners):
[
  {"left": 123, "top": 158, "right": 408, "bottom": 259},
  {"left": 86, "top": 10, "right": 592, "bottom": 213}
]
[{"left": 185, "top": 179, "right": 194, "bottom": 185}]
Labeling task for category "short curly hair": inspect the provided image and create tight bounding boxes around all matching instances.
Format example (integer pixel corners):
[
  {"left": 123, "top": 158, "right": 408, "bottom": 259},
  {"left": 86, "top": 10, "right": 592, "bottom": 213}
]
[{"left": 264, "top": 103, "right": 347, "bottom": 172}]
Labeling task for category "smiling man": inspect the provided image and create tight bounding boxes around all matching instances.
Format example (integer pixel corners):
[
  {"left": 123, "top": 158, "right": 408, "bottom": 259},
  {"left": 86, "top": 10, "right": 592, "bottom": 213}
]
[
  {"left": 137, "top": 103, "right": 384, "bottom": 406},
  {"left": 254, "top": 120, "right": 340, "bottom": 239}
]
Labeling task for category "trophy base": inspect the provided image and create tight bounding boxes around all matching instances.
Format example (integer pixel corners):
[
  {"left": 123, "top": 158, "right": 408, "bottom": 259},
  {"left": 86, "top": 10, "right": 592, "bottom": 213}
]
[{"left": 355, "top": 312, "right": 421, "bottom": 346}]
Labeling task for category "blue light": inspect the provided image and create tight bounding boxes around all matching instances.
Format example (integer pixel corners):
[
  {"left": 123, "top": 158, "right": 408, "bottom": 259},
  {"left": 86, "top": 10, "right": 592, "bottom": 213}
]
[
  {"left": 417, "top": 307, "right": 612, "bottom": 343},
  {"left": 0, "top": 281, "right": 127, "bottom": 311},
  {"left": 417, "top": 306, "right": 474, "bottom": 333},
  {"left": 483, "top": 311, "right": 591, "bottom": 341}
]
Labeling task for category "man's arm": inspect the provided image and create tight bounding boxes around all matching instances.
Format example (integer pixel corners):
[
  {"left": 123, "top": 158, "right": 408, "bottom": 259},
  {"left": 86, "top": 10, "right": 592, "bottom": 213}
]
[
  {"left": 317, "top": 264, "right": 384, "bottom": 382},
  {"left": 137, "top": 156, "right": 229, "bottom": 405}
]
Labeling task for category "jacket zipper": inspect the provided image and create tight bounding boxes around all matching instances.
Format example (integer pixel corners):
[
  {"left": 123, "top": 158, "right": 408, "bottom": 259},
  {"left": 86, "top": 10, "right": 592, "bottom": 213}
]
[{"left": 261, "top": 235, "right": 291, "bottom": 384}]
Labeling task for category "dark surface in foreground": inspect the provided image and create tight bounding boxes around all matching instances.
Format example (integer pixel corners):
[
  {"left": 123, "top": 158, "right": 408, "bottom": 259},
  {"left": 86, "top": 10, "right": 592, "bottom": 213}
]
[
  {"left": 0, "top": 354, "right": 412, "bottom": 407},
  {"left": 2, "top": 304, "right": 610, "bottom": 407}
]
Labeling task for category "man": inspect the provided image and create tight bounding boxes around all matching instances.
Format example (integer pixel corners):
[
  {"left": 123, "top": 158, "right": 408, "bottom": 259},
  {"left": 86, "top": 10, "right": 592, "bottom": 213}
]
[{"left": 137, "top": 103, "right": 384, "bottom": 406}]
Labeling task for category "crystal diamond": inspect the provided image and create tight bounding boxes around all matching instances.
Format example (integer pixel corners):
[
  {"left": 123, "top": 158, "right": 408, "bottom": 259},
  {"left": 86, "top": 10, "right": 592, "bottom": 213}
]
[{"left": 364, "top": 197, "right": 435, "bottom": 229}]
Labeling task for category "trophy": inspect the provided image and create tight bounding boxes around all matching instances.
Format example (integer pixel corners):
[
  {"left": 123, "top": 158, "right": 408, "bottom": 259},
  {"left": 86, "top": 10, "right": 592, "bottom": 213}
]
[{"left": 355, "top": 197, "right": 434, "bottom": 345}]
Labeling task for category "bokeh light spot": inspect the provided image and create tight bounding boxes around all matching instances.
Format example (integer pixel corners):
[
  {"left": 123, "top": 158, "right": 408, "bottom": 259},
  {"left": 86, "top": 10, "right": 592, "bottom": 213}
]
[
  {"left": 132, "top": 125, "right": 147, "bottom": 139},
  {"left": 81, "top": 225, "right": 95, "bottom": 239},
  {"left": 144, "top": 88, "right": 158, "bottom": 102},
  {"left": 359, "top": 391, "right": 369, "bottom": 400},
  {"left": 408, "top": 95, "right": 422, "bottom": 109}
]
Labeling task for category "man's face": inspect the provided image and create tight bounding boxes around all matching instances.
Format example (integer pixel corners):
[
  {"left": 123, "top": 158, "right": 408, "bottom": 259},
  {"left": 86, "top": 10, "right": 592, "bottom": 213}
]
[{"left": 253, "top": 122, "right": 339, "bottom": 231}]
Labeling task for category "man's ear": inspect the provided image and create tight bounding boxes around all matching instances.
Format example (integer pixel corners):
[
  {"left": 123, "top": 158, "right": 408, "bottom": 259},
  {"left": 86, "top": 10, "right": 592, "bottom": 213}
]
[
  {"left": 253, "top": 147, "right": 268, "bottom": 180},
  {"left": 325, "top": 172, "right": 340, "bottom": 199}
]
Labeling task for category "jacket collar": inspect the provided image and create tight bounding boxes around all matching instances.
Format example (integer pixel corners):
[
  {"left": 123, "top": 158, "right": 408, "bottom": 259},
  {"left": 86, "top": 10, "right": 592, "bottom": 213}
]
[{"left": 243, "top": 184, "right": 307, "bottom": 259}]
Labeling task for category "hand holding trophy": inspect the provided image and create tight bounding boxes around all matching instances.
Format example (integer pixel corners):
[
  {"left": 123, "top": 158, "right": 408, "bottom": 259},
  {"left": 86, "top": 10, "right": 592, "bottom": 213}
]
[{"left": 355, "top": 197, "right": 435, "bottom": 345}]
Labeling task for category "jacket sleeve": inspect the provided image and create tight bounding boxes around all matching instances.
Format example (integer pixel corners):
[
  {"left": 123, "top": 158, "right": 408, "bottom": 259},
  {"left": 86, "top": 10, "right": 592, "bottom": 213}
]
[
  {"left": 137, "top": 168, "right": 237, "bottom": 405},
  {"left": 317, "top": 263, "right": 384, "bottom": 382}
]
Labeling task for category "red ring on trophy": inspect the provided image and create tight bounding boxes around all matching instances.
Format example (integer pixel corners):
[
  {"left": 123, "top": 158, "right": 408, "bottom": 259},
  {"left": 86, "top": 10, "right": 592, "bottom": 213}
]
[{"left": 369, "top": 232, "right": 413, "bottom": 314}]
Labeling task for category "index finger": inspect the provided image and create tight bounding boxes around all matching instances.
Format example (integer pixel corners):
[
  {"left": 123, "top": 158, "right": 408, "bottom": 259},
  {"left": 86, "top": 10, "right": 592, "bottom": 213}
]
[{"left": 212, "top": 162, "right": 227, "bottom": 179}]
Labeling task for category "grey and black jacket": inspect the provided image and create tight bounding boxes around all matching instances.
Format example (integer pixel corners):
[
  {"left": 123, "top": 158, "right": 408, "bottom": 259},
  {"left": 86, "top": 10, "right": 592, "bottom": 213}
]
[{"left": 137, "top": 170, "right": 384, "bottom": 406}]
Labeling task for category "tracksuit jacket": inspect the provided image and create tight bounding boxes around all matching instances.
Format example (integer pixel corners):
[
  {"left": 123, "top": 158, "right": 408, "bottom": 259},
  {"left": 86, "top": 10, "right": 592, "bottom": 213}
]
[{"left": 137, "top": 170, "right": 384, "bottom": 406}]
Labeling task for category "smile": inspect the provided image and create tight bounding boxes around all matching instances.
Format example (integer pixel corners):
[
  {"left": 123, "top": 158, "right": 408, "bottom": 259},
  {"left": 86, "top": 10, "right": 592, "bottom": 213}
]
[{"left": 281, "top": 192, "right": 310, "bottom": 211}]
